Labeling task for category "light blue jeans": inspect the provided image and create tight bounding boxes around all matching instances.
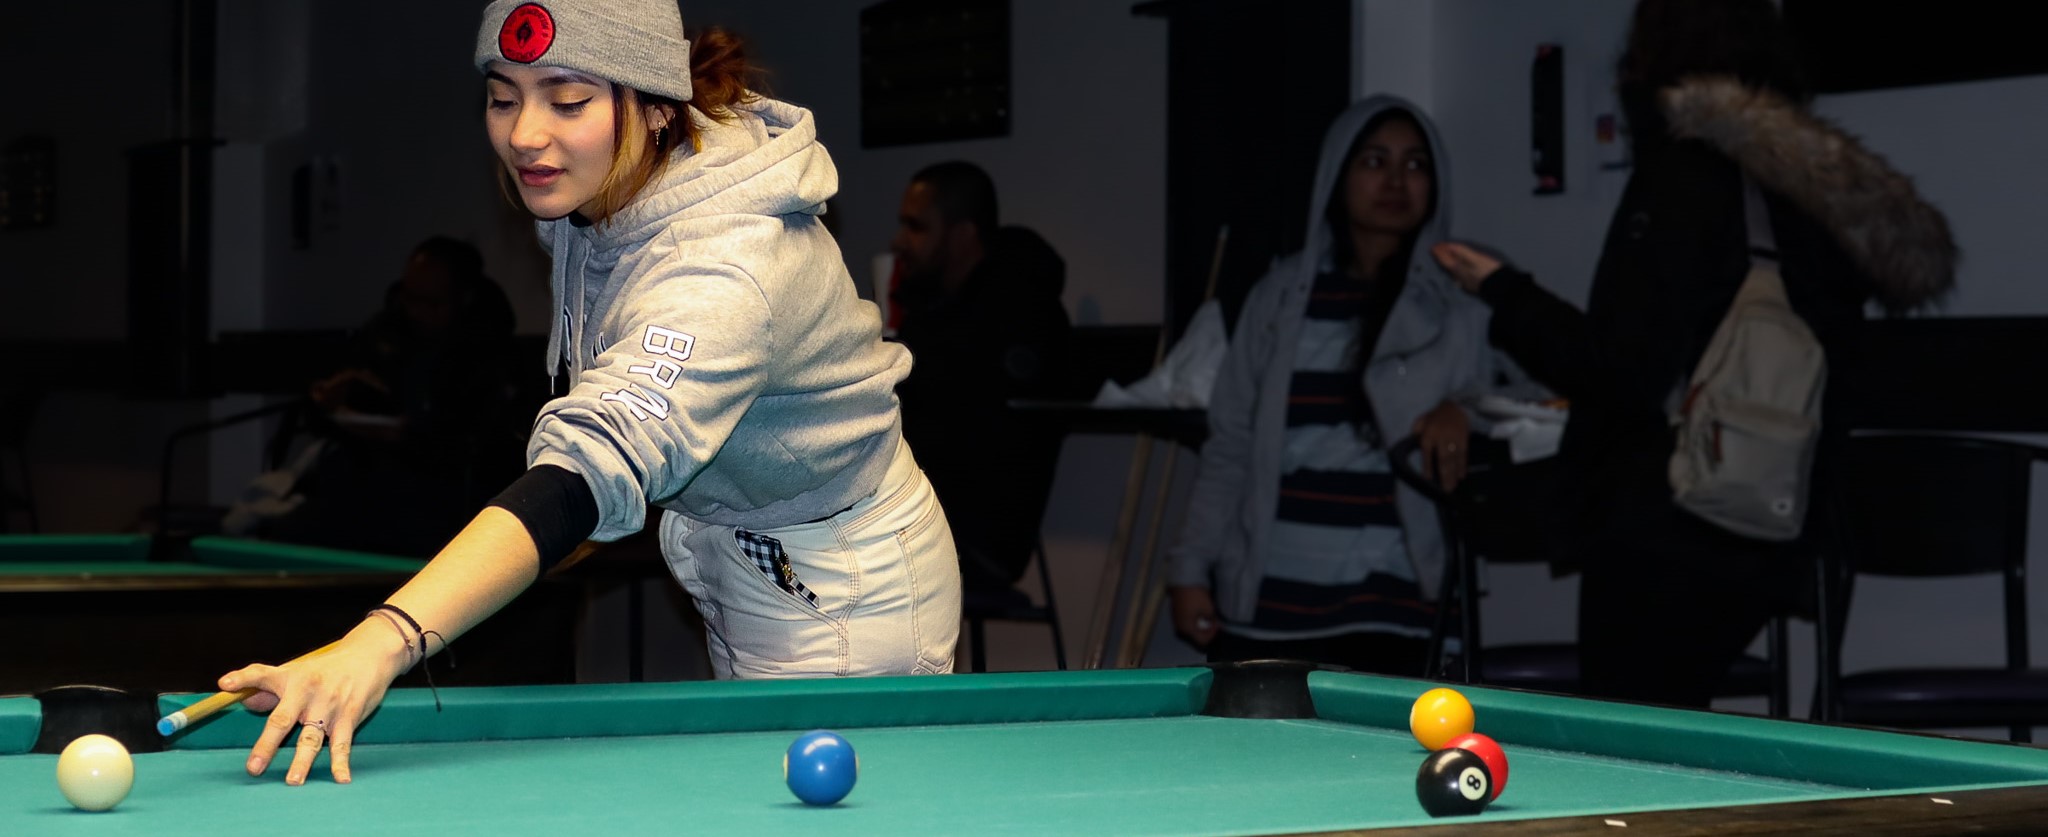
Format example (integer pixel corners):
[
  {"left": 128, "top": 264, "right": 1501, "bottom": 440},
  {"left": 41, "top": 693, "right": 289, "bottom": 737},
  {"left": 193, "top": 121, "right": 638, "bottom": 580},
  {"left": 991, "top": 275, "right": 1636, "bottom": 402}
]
[{"left": 661, "top": 442, "right": 961, "bottom": 678}]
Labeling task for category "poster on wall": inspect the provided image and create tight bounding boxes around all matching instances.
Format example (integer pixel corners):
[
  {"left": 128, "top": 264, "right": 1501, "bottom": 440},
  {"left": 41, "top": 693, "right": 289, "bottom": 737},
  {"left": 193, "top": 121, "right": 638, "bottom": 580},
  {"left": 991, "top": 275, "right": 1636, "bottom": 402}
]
[
  {"left": 290, "top": 155, "right": 341, "bottom": 250},
  {"left": 0, "top": 136, "right": 55, "bottom": 230},
  {"left": 859, "top": 0, "right": 1011, "bottom": 148},
  {"left": 1531, "top": 44, "right": 1564, "bottom": 194}
]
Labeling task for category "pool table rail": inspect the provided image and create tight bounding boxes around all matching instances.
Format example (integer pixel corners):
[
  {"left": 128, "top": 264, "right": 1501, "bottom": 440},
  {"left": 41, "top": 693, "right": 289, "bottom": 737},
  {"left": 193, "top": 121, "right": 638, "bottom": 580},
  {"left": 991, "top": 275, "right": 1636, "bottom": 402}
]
[{"left": 156, "top": 668, "right": 1216, "bottom": 751}]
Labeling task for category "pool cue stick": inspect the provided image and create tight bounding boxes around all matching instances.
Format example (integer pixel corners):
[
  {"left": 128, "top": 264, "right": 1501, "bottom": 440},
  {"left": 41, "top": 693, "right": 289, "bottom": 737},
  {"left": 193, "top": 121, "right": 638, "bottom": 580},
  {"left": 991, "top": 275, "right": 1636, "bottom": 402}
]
[
  {"left": 1087, "top": 225, "right": 1228, "bottom": 669},
  {"left": 1081, "top": 429, "right": 1156, "bottom": 669},
  {"left": 1085, "top": 225, "right": 1228, "bottom": 670},
  {"left": 1117, "top": 226, "right": 1229, "bottom": 667},
  {"left": 156, "top": 639, "right": 343, "bottom": 735},
  {"left": 1115, "top": 446, "right": 1183, "bottom": 668}
]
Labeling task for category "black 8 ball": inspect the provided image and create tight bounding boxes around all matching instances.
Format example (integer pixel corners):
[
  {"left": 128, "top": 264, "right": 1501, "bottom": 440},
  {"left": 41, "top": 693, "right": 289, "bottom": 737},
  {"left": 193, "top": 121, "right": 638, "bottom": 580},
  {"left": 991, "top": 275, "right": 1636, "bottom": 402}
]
[{"left": 1416, "top": 747, "right": 1493, "bottom": 817}]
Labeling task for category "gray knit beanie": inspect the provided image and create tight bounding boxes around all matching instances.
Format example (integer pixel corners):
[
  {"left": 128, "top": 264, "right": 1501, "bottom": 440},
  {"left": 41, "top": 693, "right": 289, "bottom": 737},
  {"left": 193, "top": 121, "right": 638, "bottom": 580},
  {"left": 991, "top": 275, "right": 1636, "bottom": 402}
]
[{"left": 475, "top": 0, "right": 694, "bottom": 103}]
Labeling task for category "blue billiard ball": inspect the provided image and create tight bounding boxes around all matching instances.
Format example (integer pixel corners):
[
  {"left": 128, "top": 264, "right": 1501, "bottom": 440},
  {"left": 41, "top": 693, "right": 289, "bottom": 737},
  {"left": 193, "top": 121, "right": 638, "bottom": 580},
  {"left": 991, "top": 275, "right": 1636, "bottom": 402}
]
[{"left": 784, "top": 730, "right": 857, "bottom": 805}]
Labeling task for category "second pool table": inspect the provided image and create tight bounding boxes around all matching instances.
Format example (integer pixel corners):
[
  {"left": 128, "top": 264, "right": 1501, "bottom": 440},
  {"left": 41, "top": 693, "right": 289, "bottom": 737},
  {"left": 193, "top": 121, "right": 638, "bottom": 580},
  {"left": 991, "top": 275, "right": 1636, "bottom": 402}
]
[{"left": 0, "top": 534, "right": 579, "bottom": 695}]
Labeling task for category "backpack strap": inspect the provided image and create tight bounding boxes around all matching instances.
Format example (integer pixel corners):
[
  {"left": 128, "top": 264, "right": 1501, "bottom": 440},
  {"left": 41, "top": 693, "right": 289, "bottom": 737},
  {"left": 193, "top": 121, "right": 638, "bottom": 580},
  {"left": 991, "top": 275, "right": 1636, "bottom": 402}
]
[
  {"left": 1744, "top": 175, "right": 1779, "bottom": 268},
  {"left": 1669, "top": 175, "right": 1781, "bottom": 422}
]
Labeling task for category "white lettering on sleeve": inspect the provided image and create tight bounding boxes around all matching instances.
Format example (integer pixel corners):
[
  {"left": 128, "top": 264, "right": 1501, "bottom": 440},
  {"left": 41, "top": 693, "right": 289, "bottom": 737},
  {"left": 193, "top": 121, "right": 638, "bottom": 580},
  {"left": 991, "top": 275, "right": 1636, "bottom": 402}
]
[
  {"left": 643, "top": 326, "right": 695, "bottom": 362},
  {"left": 600, "top": 386, "right": 671, "bottom": 421},
  {"left": 628, "top": 356, "right": 684, "bottom": 389}
]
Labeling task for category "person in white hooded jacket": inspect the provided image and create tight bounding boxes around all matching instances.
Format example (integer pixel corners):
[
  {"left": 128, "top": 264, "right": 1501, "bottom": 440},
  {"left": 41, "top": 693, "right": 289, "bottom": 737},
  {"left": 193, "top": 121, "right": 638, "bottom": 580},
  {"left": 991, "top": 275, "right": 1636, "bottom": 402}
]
[
  {"left": 1167, "top": 98, "right": 1527, "bottom": 674},
  {"left": 216, "top": 0, "right": 961, "bottom": 787}
]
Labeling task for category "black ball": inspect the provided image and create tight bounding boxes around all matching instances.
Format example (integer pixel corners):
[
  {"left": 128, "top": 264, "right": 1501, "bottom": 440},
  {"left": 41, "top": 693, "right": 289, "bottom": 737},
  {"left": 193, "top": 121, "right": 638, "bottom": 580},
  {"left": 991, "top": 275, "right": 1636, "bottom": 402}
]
[{"left": 1416, "top": 747, "right": 1493, "bottom": 817}]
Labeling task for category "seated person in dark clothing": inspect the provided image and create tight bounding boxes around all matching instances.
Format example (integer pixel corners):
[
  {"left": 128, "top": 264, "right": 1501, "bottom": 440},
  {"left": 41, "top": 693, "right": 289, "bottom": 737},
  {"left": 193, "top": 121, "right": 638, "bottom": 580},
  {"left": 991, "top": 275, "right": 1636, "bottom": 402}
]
[
  {"left": 310, "top": 237, "right": 518, "bottom": 431},
  {"left": 889, "top": 161, "right": 1072, "bottom": 594},
  {"left": 264, "top": 237, "right": 526, "bottom": 556}
]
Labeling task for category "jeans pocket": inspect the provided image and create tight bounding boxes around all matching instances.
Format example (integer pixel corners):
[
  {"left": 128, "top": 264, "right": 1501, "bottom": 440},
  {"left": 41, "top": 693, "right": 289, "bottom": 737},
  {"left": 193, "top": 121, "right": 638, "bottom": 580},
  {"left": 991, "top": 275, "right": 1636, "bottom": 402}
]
[
  {"left": 692, "top": 526, "right": 843, "bottom": 677},
  {"left": 734, "top": 529, "right": 823, "bottom": 612}
]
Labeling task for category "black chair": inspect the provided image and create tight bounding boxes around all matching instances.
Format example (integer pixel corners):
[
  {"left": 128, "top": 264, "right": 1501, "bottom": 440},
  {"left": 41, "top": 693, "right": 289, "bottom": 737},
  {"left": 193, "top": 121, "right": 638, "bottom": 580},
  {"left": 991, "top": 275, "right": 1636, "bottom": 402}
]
[
  {"left": 1390, "top": 435, "right": 1789, "bottom": 715},
  {"left": 962, "top": 538, "right": 1068, "bottom": 673},
  {"left": 956, "top": 327, "right": 1163, "bottom": 673},
  {"left": 1818, "top": 434, "right": 2048, "bottom": 742}
]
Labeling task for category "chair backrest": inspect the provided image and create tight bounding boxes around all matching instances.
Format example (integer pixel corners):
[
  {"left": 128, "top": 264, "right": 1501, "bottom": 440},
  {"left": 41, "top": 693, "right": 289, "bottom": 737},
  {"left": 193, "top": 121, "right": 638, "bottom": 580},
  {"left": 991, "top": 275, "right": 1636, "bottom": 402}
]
[
  {"left": 1836, "top": 434, "right": 2039, "bottom": 578},
  {"left": 1047, "top": 325, "right": 1163, "bottom": 401},
  {"left": 1820, "top": 433, "right": 2046, "bottom": 716},
  {"left": 1388, "top": 436, "right": 1570, "bottom": 566}
]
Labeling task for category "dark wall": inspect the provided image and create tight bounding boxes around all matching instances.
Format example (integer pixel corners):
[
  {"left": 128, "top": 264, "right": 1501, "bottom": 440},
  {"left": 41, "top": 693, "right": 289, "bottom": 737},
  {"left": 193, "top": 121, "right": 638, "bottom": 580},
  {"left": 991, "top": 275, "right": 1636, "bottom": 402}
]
[
  {"left": 2, "top": 4, "right": 183, "bottom": 342},
  {"left": 1141, "top": 0, "right": 1352, "bottom": 342},
  {"left": 1785, "top": 1, "right": 2048, "bottom": 94}
]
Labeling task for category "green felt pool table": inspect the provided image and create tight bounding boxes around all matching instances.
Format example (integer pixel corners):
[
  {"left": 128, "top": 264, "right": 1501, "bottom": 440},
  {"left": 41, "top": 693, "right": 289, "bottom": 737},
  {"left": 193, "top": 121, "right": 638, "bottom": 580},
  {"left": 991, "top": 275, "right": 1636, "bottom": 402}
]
[
  {"left": 0, "top": 535, "right": 579, "bottom": 695},
  {"left": 4, "top": 665, "right": 2046, "bottom": 835}
]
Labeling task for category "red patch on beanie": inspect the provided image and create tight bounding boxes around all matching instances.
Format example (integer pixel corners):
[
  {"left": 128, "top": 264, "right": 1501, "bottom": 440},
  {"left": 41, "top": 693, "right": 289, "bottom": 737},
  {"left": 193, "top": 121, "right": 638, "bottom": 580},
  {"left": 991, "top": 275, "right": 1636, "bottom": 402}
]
[{"left": 498, "top": 4, "right": 556, "bottom": 64}]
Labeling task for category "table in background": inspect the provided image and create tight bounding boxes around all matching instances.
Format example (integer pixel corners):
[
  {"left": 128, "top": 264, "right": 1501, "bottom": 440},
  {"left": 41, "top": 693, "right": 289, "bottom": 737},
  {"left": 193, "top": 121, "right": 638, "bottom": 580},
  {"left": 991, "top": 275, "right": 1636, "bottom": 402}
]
[
  {"left": 1009, "top": 401, "right": 1207, "bottom": 669},
  {"left": 0, "top": 535, "right": 579, "bottom": 696}
]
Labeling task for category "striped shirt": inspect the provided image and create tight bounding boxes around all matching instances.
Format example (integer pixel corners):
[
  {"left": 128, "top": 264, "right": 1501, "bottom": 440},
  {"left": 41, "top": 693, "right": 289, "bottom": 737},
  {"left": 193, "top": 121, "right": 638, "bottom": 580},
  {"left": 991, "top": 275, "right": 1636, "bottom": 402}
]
[{"left": 1230, "top": 272, "right": 1438, "bottom": 642}]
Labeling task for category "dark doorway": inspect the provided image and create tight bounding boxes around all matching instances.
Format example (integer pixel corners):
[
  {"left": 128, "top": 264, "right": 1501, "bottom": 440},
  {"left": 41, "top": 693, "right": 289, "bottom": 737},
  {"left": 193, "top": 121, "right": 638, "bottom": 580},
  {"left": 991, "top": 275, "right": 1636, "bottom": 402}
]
[{"left": 1134, "top": 0, "right": 1352, "bottom": 343}]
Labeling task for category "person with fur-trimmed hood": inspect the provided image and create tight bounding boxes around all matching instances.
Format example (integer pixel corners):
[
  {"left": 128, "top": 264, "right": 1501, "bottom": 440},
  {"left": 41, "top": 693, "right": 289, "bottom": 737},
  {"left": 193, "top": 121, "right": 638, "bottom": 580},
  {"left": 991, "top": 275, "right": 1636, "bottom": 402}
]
[{"left": 1432, "top": 0, "right": 1955, "bottom": 708}]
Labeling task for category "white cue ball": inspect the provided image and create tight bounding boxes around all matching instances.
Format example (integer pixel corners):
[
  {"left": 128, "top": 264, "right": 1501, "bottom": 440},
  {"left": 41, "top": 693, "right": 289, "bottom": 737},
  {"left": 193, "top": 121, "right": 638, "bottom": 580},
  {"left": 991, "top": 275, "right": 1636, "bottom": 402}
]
[{"left": 56, "top": 734, "right": 134, "bottom": 812}]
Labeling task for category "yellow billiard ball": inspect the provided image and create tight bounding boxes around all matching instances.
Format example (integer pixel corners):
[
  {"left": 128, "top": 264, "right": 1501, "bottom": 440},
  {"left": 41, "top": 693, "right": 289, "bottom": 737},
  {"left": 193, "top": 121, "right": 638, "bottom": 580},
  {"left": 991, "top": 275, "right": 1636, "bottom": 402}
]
[
  {"left": 56, "top": 734, "right": 134, "bottom": 812},
  {"left": 1410, "top": 688, "right": 1476, "bottom": 751}
]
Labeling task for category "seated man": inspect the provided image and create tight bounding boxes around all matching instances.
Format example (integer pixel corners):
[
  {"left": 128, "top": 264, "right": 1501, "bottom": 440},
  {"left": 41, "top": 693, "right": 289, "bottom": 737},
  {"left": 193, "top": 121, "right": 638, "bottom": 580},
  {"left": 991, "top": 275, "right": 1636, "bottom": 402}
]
[
  {"left": 889, "top": 162, "right": 1071, "bottom": 594},
  {"left": 258, "top": 236, "right": 524, "bottom": 556}
]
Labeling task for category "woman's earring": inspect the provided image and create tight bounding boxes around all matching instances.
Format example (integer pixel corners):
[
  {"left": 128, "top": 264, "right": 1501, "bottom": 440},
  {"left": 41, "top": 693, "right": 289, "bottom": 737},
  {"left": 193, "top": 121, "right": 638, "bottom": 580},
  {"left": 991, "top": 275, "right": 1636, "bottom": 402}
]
[{"left": 653, "top": 124, "right": 665, "bottom": 148}]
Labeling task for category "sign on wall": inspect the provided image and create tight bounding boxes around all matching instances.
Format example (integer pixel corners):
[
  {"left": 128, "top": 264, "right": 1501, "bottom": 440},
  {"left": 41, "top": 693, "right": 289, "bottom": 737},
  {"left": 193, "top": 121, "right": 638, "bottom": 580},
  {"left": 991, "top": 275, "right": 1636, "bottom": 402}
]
[
  {"left": 0, "top": 136, "right": 55, "bottom": 230},
  {"left": 859, "top": 0, "right": 1011, "bottom": 148}
]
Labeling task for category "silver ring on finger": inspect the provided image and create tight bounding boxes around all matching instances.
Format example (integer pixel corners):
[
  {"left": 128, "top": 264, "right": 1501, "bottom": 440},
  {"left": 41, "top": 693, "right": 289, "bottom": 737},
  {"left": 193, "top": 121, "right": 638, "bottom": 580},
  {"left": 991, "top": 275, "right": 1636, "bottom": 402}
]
[{"left": 304, "top": 719, "right": 328, "bottom": 735}]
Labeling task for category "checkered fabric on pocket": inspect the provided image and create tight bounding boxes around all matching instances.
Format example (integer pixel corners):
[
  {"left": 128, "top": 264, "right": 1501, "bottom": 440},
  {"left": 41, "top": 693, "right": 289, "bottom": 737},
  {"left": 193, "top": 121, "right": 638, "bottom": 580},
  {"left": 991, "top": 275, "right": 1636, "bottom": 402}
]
[{"left": 734, "top": 529, "right": 820, "bottom": 609}]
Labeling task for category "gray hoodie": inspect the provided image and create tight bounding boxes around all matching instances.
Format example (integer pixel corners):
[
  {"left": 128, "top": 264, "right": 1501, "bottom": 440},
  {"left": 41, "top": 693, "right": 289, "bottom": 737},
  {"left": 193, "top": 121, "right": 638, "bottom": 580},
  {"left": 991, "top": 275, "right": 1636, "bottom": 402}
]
[
  {"left": 526, "top": 98, "right": 910, "bottom": 541},
  {"left": 1168, "top": 96, "right": 1519, "bottom": 620}
]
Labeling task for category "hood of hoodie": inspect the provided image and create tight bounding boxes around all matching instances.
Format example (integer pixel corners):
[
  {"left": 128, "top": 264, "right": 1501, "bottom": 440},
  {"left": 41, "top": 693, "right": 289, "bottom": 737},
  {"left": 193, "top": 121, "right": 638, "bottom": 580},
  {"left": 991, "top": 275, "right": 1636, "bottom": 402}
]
[
  {"left": 537, "top": 97, "right": 838, "bottom": 377},
  {"left": 1297, "top": 94, "right": 1458, "bottom": 357},
  {"left": 1660, "top": 76, "right": 1957, "bottom": 311}
]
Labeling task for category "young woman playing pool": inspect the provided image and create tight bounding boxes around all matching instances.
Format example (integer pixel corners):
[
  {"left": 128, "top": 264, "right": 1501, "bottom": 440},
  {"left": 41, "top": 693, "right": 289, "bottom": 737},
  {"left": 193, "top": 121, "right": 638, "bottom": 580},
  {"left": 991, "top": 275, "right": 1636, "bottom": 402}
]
[{"left": 219, "top": 0, "right": 962, "bottom": 786}]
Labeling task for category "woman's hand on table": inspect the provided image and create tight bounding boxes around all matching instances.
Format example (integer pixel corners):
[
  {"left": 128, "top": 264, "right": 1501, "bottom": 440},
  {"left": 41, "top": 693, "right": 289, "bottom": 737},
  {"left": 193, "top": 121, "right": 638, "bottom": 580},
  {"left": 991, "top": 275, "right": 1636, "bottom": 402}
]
[{"left": 218, "top": 617, "right": 415, "bottom": 785}]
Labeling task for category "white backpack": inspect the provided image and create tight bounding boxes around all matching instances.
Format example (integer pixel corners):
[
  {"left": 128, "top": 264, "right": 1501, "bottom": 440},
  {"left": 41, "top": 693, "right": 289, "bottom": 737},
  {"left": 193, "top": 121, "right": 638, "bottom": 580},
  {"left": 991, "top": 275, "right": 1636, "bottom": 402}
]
[{"left": 1668, "top": 177, "right": 1826, "bottom": 541}]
